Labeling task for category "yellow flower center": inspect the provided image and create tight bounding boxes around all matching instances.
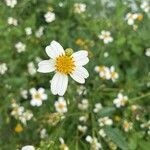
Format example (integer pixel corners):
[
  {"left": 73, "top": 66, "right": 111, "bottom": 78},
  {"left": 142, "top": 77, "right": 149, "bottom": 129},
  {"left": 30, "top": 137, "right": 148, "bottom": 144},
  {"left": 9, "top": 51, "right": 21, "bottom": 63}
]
[
  {"left": 55, "top": 54, "right": 75, "bottom": 74},
  {"left": 34, "top": 93, "right": 41, "bottom": 100}
]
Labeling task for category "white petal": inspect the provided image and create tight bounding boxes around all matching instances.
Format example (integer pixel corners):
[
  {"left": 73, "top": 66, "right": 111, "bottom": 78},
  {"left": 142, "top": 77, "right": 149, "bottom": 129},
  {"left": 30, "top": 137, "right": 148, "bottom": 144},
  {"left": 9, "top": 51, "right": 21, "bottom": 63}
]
[
  {"left": 75, "top": 67, "right": 89, "bottom": 79},
  {"left": 70, "top": 70, "right": 85, "bottom": 84},
  {"left": 30, "top": 88, "right": 36, "bottom": 95},
  {"left": 37, "top": 59, "right": 55, "bottom": 73},
  {"left": 72, "top": 50, "right": 88, "bottom": 60},
  {"left": 74, "top": 57, "right": 89, "bottom": 66},
  {"left": 51, "top": 72, "right": 68, "bottom": 96},
  {"left": 45, "top": 41, "right": 64, "bottom": 59}
]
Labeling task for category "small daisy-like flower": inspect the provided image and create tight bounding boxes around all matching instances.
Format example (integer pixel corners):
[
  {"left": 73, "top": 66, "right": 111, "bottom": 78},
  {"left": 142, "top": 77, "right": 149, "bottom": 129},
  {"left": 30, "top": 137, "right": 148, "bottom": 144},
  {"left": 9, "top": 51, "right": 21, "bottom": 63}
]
[
  {"left": 123, "top": 120, "right": 133, "bottom": 132},
  {"left": 37, "top": 41, "right": 89, "bottom": 96},
  {"left": 59, "top": 137, "right": 69, "bottom": 150},
  {"left": 145, "top": 48, "right": 150, "bottom": 57},
  {"left": 35, "top": 26, "right": 44, "bottom": 38},
  {"left": 78, "top": 125, "right": 87, "bottom": 133},
  {"left": 113, "top": 93, "right": 128, "bottom": 108},
  {"left": 98, "top": 116, "right": 113, "bottom": 127},
  {"left": 79, "top": 115, "right": 88, "bottom": 123},
  {"left": 30, "top": 88, "right": 47, "bottom": 107},
  {"left": 25, "top": 27, "right": 32, "bottom": 35},
  {"left": 21, "top": 145, "right": 35, "bottom": 150},
  {"left": 99, "top": 129, "right": 106, "bottom": 137},
  {"left": 5, "top": 0, "right": 17, "bottom": 8},
  {"left": 110, "top": 66, "right": 119, "bottom": 82},
  {"left": 77, "top": 85, "right": 87, "bottom": 95},
  {"left": 141, "top": 1, "right": 150, "bottom": 13},
  {"left": 20, "top": 89, "right": 28, "bottom": 99},
  {"left": 74, "top": 3, "right": 86, "bottom": 14},
  {"left": 15, "top": 42, "right": 26, "bottom": 53},
  {"left": 93, "top": 103, "right": 103, "bottom": 113},
  {"left": 0, "top": 63, "right": 8, "bottom": 75},
  {"left": 40, "top": 128, "right": 48, "bottom": 139},
  {"left": 44, "top": 11, "right": 55, "bottom": 23},
  {"left": 28, "top": 62, "right": 37, "bottom": 75},
  {"left": 125, "top": 13, "right": 138, "bottom": 25},
  {"left": 7, "top": 17, "right": 18, "bottom": 26},
  {"left": 54, "top": 97, "right": 67, "bottom": 113},
  {"left": 86, "top": 135, "right": 101, "bottom": 150},
  {"left": 98, "top": 30, "right": 113, "bottom": 44},
  {"left": 78, "top": 99, "right": 89, "bottom": 111}
]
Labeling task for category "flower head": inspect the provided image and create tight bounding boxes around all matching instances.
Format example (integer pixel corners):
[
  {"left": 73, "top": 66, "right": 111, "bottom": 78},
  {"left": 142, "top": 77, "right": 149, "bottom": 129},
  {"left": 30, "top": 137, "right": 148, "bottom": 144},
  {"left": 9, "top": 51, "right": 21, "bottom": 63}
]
[
  {"left": 37, "top": 41, "right": 89, "bottom": 96},
  {"left": 55, "top": 97, "right": 67, "bottom": 113},
  {"left": 44, "top": 11, "right": 55, "bottom": 23},
  {"left": 5, "top": 0, "right": 17, "bottom": 8},
  {"left": 125, "top": 13, "right": 138, "bottom": 25},
  {"left": 15, "top": 42, "right": 26, "bottom": 53},
  {"left": 0, "top": 63, "right": 8, "bottom": 75},
  {"left": 74, "top": 3, "right": 86, "bottom": 14}
]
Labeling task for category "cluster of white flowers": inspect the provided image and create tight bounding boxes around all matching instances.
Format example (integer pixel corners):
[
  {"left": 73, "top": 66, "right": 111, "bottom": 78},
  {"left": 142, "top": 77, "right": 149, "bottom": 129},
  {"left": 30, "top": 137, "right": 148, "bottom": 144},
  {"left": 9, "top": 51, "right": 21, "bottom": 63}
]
[
  {"left": 59, "top": 137, "right": 69, "bottom": 150},
  {"left": 98, "top": 30, "right": 113, "bottom": 44},
  {"left": 95, "top": 65, "right": 119, "bottom": 82},
  {"left": 98, "top": 116, "right": 113, "bottom": 127},
  {"left": 11, "top": 100, "right": 33, "bottom": 125},
  {"left": 40, "top": 128, "right": 48, "bottom": 139},
  {"left": 5, "top": 0, "right": 17, "bottom": 8},
  {"left": 74, "top": 3, "right": 86, "bottom": 14},
  {"left": 35, "top": 26, "right": 44, "bottom": 38},
  {"left": 55, "top": 97, "right": 68, "bottom": 113},
  {"left": 140, "top": 1, "right": 150, "bottom": 13},
  {"left": 145, "top": 48, "right": 150, "bottom": 57},
  {"left": 25, "top": 27, "right": 32, "bottom": 35},
  {"left": 30, "top": 88, "right": 47, "bottom": 107},
  {"left": 86, "top": 135, "right": 102, "bottom": 150},
  {"left": 78, "top": 99, "right": 89, "bottom": 110},
  {"left": 123, "top": 120, "right": 133, "bottom": 132},
  {"left": 15, "top": 42, "right": 26, "bottom": 53},
  {"left": 7, "top": 17, "right": 18, "bottom": 26},
  {"left": 28, "top": 62, "right": 37, "bottom": 75},
  {"left": 93, "top": 103, "right": 103, "bottom": 113},
  {"left": 113, "top": 93, "right": 128, "bottom": 108},
  {"left": 0, "top": 63, "right": 8, "bottom": 75},
  {"left": 21, "top": 145, "right": 35, "bottom": 150},
  {"left": 44, "top": 11, "right": 55, "bottom": 23}
]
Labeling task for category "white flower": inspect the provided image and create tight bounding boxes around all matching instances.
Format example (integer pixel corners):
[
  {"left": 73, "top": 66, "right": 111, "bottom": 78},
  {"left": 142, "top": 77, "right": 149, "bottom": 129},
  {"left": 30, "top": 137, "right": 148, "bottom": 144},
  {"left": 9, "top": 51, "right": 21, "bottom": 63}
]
[
  {"left": 145, "top": 48, "right": 150, "bottom": 57},
  {"left": 113, "top": 93, "right": 128, "bottom": 108},
  {"left": 125, "top": 13, "right": 138, "bottom": 25},
  {"left": 55, "top": 97, "right": 67, "bottom": 113},
  {"left": 104, "top": 52, "right": 109, "bottom": 58},
  {"left": 78, "top": 99, "right": 89, "bottom": 110},
  {"left": 79, "top": 115, "right": 88, "bottom": 123},
  {"left": 25, "top": 27, "right": 32, "bottom": 35},
  {"left": 78, "top": 125, "right": 87, "bottom": 133},
  {"left": 15, "top": 42, "right": 26, "bottom": 53},
  {"left": 20, "top": 89, "right": 28, "bottom": 99},
  {"left": 74, "top": 3, "right": 86, "bottom": 14},
  {"left": 35, "top": 26, "right": 44, "bottom": 38},
  {"left": 40, "top": 128, "right": 48, "bottom": 139},
  {"left": 5, "top": 0, "right": 17, "bottom": 8},
  {"left": 93, "top": 103, "right": 102, "bottom": 113},
  {"left": 44, "top": 11, "right": 55, "bottom": 23},
  {"left": 141, "top": 1, "right": 150, "bottom": 13},
  {"left": 98, "top": 30, "right": 113, "bottom": 44},
  {"left": 59, "top": 137, "right": 69, "bottom": 150},
  {"left": 77, "top": 85, "right": 87, "bottom": 95},
  {"left": 98, "top": 116, "right": 113, "bottom": 127},
  {"left": 30, "top": 88, "right": 47, "bottom": 107},
  {"left": 110, "top": 66, "right": 119, "bottom": 82},
  {"left": 28, "top": 62, "right": 37, "bottom": 75},
  {"left": 21, "top": 145, "right": 35, "bottom": 150},
  {"left": 11, "top": 105, "right": 24, "bottom": 117},
  {"left": 37, "top": 41, "right": 89, "bottom": 96},
  {"left": 99, "top": 129, "right": 106, "bottom": 137},
  {"left": 0, "top": 63, "right": 8, "bottom": 75},
  {"left": 86, "top": 136, "right": 101, "bottom": 150},
  {"left": 7, "top": 17, "right": 18, "bottom": 26},
  {"left": 123, "top": 120, "right": 133, "bottom": 132}
]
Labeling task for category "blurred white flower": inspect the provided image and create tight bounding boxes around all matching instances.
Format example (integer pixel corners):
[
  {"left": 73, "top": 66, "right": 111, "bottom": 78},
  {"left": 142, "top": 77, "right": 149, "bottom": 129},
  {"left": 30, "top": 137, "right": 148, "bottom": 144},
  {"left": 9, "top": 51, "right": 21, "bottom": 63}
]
[
  {"left": 7, "top": 17, "right": 18, "bottom": 26},
  {"left": 98, "top": 116, "right": 113, "bottom": 127},
  {"left": 59, "top": 137, "right": 69, "bottom": 150},
  {"left": 110, "top": 66, "right": 119, "bottom": 82},
  {"left": 44, "top": 11, "right": 55, "bottom": 23},
  {"left": 77, "top": 85, "right": 87, "bottom": 95},
  {"left": 15, "top": 42, "right": 26, "bottom": 53},
  {"left": 55, "top": 97, "right": 67, "bottom": 113},
  {"left": 40, "top": 128, "right": 48, "bottom": 139},
  {"left": 113, "top": 93, "right": 128, "bottom": 108},
  {"left": 20, "top": 89, "right": 28, "bottom": 99},
  {"left": 74, "top": 3, "right": 86, "bottom": 14},
  {"left": 30, "top": 88, "right": 47, "bottom": 107},
  {"left": 125, "top": 13, "right": 138, "bottom": 25},
  {"left": 79, "top": 115, "right": 88, "bottom": 123},
  {"left": 123, "top": 120, "right": 133, "bottom": 132},
  {"left": 37, "top": 41, "right": 89, "bottom": 96},
  {"left": 25, "top": 27, "right": 32, "bottom": 35},
  {"left": 141, "top": 1, "right": 150, "bottom": 13},
  {"left": 77, "top": 125, "right": 87, "bottom": 133},
  {"left": 104, "top": 52, "right": 109, "bottom": 58},
  {"left": 145, "top": 48, "right": 150, "bottom": 57},
  {"left": 21, "top": 145, "right": 35, "bottom": 150},
  {"left": 28, "top": 62, "right": 36, "bottom": 75},
  {"left": 11, "top": 104, "right": 24, "bottom": 117},
  {"left": 78, "top": 99, "right": 89, "bottom": 110},
  {"left": 86, "top": 135, "right": 101, "bottom": 150},
  {"left": 35, "top": 26, "right": 44, "bottom": 38},
  {"left": 5, "top": 0, "right": 17, "bottom": 8},
  {"left": 0, "top": 63, "right": 8, "bottom": 75},
  {"left": 98, "top": 30, "right": 113, "bottom": 44},
  {"left": 99, "top": 129, "right": 106, "bottom": 137},
  {"left": 93, "top": 103, "right": 102, "bottom": 113}
]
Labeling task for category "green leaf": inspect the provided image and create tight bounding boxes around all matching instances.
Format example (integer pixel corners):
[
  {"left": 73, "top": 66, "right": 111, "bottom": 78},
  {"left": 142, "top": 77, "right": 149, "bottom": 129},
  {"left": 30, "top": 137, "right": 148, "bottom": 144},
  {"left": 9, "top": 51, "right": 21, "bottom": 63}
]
[
  {"left": 98, "top": 107, "right": 116, "bottom": 117},
  {"left": 104, "top": 127, "right": 128, "bottom": 150}
]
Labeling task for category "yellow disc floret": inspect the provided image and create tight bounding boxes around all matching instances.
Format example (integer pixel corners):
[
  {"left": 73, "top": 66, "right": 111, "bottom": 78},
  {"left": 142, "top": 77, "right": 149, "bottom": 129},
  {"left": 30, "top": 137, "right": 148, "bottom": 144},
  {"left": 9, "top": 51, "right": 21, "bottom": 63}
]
[{"left": 55, "top": 54, "right": 75, "bottom": 74}]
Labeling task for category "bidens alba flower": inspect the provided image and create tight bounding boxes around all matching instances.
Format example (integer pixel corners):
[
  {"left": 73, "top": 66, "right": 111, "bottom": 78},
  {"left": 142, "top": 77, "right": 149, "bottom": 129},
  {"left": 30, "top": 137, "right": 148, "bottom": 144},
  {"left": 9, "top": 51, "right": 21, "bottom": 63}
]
[
  {"left": 21, "top": 145, "right": 35, "bottom": 150},
  {"left": 44, "top": 11, "right": 55, "bottom": 23},
  {"left": 37, "top": 41, "right": 89, "bottom": 96},
  {"left": 55, "top": 97, "right": 67, "bottom": 113}
]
